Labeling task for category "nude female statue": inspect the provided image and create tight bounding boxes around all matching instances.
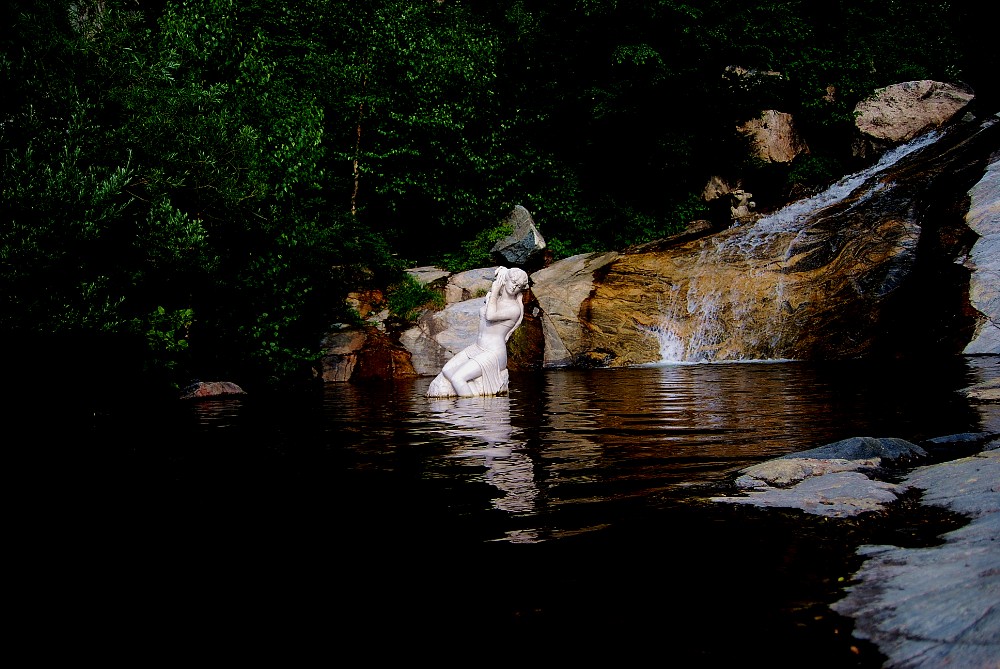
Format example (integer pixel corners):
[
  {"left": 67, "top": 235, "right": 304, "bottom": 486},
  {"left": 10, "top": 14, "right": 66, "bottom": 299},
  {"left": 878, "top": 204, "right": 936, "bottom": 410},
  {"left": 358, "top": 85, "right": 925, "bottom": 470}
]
[{"left": 426, "top": 266, "right": 530, "bottom": 398}]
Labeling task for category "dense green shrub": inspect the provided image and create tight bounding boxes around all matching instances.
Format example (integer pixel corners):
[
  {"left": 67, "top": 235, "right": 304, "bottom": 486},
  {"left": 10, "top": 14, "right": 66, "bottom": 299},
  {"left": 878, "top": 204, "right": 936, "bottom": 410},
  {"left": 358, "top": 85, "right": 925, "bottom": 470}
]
[{"left": 387, "top": 275, "right": 445, "bottom": 324}]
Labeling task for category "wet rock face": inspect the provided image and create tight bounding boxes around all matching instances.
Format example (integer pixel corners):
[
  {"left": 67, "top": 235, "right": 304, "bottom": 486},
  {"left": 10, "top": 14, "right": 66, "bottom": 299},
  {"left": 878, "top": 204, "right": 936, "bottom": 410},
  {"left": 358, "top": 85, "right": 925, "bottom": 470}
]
[{"left": 536, "top": 116, "right": 999, "bottom": 366}]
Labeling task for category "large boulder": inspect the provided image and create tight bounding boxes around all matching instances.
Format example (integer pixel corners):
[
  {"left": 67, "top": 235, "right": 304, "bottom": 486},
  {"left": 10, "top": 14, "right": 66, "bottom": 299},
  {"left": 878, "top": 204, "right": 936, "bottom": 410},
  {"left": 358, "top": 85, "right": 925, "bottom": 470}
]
[
  {"left": 406, "top": 265, "right": 450, "bottom": 287},
  {"left": 441, "top": 267, "right": 495, "bottom": 304},
  {"left": 350, "top": 327, "right": 417, "bottom": 382},
  {"left": 529, "top": 251, "right": 619, "bottom": 367},
  {"left": 399, "top": 298, "right": 483, "bottom": 376},
  {"left": 779, "top": 436, "right": 927, "bottom": 463},
  {"left": 319, "top": 327, "right": 367, "bottom": 382},
  {"left": 853, "top": 80, "right": 975, "bottom": 155},
  {"left": 736, "top": 109, "right": 809, "bottom": 163},
  {"left": 491, "top": 205, "right": 549, "bottom": 271},
  {"left": 319, "top": 326, "right": 416, "bottom": 382}
]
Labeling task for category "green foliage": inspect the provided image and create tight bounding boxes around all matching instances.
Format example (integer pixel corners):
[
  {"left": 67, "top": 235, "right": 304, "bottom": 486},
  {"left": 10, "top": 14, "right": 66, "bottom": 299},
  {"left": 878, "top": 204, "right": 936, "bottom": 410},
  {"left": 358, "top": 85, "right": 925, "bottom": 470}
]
[
  {"left": 387, "top": 274, "right": 445, "bottom": 324},
  {"left": 2, "top": 0, "right": 984, "bottom": 391},
  {"left": 669, "top": 192, "right": 712, "bottom": 230},
  {"left": 438, "top": 223, "right": 512, "bottom": 273},
  {"left": 0, "top": 92, "right": 137, "bottom": 335},
  {"left": 136, "top": 305, "right": 194, "bottom": 378}
]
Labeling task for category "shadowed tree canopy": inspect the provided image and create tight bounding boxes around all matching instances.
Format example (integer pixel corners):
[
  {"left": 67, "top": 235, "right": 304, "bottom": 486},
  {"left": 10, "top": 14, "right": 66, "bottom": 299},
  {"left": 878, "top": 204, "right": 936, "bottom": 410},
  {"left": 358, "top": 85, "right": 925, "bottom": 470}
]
[{"left": 2, "top": 0, "right": 992, "bottom": 390}]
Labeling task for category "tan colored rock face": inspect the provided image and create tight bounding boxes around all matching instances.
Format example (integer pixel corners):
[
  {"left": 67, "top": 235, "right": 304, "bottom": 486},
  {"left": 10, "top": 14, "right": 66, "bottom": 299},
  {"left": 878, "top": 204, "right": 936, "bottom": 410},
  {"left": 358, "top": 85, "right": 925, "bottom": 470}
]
[
  {"left": 530, "top": 251, "right": 619, "bottom": 367},
  {"left": 582, "top": 206, "right": 926, "bottom": 365},
  {"left": 736, "top": 109, "right": 809, "bottom": 163},
  {"left": 531, "top": 118, "right": 996, "bottom": 367},
  {"left": 588, "top": 225, "right": 810, "bottom": 364},
  {"left": 854, "top": 80, "right": 974, "bottom": 144}
]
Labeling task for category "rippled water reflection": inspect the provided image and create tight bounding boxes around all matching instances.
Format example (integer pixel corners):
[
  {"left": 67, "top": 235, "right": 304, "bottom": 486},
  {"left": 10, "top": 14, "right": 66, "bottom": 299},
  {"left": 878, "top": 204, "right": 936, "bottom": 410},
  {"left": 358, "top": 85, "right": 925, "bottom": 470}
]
[
  {"left": 312, "top": 358, "right": 991, "bottom": 543},
  {"left": 140, "top": 356, "right": 998, "bottom": 664}
]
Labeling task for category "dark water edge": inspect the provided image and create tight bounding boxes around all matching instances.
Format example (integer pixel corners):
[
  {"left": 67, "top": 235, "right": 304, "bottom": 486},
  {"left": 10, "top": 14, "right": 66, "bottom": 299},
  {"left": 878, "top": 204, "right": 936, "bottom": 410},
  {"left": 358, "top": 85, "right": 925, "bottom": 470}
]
[{"left": 118, "top": 356, "right": 999, "bottom": 664}]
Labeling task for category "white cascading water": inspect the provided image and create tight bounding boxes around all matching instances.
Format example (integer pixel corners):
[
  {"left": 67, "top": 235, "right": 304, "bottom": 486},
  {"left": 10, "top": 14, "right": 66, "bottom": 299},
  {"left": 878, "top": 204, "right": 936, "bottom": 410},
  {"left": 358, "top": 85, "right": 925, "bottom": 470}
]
[{"left": 653, "top": 130, "right": 942, "bottom": 364}]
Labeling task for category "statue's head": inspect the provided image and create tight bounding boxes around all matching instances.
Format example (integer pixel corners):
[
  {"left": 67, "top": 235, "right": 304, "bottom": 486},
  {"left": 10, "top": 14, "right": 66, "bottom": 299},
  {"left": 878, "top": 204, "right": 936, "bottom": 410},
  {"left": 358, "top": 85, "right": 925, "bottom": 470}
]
[{"left": 506, "top": 267, "right": 530, "bottom": 293}]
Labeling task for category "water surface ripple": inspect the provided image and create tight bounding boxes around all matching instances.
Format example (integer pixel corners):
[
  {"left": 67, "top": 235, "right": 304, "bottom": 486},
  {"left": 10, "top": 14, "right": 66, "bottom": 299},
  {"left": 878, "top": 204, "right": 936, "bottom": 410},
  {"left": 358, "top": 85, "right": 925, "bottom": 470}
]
[{"left": 138, "top": 357, "right": 996, "bottom": 664}]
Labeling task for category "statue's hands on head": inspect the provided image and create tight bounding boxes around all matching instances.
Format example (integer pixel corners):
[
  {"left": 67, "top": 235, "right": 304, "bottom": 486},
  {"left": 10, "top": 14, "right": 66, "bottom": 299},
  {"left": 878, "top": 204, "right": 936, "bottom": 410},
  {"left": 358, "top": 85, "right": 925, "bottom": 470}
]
[{"left": 492, "top": 266, "right": 508, "bottom": 292}]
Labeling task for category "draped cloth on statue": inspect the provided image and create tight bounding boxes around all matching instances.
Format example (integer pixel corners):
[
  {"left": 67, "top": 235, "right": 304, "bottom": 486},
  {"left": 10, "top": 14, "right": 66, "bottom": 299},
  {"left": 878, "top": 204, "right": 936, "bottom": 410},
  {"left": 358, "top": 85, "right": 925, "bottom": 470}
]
[{"left": 426, "top": 343, "right": 510, "bottom": 397}]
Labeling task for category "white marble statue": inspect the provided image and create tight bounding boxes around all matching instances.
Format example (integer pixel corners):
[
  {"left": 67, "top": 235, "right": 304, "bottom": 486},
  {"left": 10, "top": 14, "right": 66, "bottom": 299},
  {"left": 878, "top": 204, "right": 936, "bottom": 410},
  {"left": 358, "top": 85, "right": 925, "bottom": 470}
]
[{"left": 426, "top": 266, "right": 530, "bottom": 397}]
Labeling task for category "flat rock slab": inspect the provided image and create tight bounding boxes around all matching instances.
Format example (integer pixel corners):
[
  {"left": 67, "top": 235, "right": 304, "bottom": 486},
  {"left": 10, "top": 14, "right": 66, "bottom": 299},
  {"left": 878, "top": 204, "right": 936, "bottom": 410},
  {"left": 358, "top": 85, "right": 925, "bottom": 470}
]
[
  {"left": 735, "top": 456, "right": 882, "bottom": 488},
  {"left": 406, "top": 266, "right": 450, "bottom": 286},
  {"left": 713, "top": 469, "right": 903, "bottom": 518},
  {"left": 832, "top": 450, "right": 1000, "bottom": 669},
  {"left": 712, "top": 436, "right": 928, "bottom": 517}
]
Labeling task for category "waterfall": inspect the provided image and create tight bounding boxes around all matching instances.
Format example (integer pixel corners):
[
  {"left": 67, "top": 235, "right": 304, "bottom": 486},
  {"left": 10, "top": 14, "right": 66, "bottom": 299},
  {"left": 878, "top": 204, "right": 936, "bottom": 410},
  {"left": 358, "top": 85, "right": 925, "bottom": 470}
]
[{"left": 651, "top": 130, "right": 944, "bottom": 364}]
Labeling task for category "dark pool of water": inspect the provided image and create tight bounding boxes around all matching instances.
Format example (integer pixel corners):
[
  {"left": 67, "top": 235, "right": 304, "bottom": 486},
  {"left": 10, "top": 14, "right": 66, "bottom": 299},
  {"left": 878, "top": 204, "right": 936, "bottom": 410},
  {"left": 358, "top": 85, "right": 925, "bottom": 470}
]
[{"left": 130, "top": 356, "right": 997, "bottom": 663}]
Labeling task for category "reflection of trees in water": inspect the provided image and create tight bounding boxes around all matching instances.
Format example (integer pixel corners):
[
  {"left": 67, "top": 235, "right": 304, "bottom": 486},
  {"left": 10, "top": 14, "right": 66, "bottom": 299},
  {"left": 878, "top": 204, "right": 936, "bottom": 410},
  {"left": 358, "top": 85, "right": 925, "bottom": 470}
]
[
  {"left": 429, "top": 396, "right": 541, "bottom": 538},
  {"left": 317, "top": 361, "right": 988, "bottom": 545}
]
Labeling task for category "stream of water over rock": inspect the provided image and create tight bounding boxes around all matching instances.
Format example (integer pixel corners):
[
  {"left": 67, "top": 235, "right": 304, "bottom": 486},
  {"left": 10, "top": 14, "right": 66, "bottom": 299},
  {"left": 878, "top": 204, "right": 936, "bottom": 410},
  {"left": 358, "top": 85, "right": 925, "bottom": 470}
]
[{"left": 648, "top": 129, "right": 949, "bottom": 363}]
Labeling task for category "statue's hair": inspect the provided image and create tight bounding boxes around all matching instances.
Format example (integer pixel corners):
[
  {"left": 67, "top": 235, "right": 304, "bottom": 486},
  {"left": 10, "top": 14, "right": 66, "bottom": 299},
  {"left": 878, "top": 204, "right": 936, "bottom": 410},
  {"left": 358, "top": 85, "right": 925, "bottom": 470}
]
[
  {"left": 503, "top": 268, "right": 529, "bottom": 341},
  {"left": 507, "top": 267, "right": 529, "bottom": 290}
]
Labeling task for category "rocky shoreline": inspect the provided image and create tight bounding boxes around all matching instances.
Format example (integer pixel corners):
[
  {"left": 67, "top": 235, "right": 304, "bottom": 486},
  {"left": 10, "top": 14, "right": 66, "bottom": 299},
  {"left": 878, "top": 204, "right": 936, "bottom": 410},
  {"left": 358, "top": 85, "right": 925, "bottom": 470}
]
[
  {"left": 833, "top": 449, "right": 999, "bottom": 669},
  {"left": 711, "top": 376, "right": 1000, "bottom": 668}
]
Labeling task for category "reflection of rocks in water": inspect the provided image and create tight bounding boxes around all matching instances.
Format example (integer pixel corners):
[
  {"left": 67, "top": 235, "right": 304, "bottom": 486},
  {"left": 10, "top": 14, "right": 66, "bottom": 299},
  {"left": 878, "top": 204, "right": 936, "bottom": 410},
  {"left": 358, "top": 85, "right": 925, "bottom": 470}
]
[
  {"left": 964, "top": 355, "right": 1000, "bottom": 434},
  {"left": 428, "top": 395, "right": 540, "bottom": 535},
  {"left": 189, "top": 398, "right": 244, "bottom": 428}
]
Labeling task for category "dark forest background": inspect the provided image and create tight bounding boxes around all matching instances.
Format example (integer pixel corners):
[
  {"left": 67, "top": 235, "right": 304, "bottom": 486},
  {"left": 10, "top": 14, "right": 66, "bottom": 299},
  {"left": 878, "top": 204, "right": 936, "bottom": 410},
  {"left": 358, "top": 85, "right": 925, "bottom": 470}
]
[{"left": 3, "top": 0, "right": 996, "bottom": 393}]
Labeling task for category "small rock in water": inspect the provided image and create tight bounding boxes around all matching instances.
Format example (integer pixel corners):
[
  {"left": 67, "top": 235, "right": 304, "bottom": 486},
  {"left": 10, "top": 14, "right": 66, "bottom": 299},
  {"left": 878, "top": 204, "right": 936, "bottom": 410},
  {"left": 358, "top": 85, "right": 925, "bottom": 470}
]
[{"left": 179, "top": 381, "right": 246, "bottom": 400}]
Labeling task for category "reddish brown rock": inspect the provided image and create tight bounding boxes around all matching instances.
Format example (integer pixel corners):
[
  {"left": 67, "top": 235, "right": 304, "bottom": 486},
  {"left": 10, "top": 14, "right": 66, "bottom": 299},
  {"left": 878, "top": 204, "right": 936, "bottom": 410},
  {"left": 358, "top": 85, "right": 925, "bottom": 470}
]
[
  {"left": 179, "top": 381, "right": 246, "bottom": 400},
  {"left": 349, "top": 327, "right": 417, "bottom": 382}
]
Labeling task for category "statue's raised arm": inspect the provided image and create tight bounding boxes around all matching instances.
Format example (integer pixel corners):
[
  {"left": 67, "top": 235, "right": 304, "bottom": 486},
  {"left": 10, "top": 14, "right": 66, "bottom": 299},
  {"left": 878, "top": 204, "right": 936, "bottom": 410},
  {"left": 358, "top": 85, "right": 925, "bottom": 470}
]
[{"left": 427, "top": 266, "right": 530, "bottom": 398}]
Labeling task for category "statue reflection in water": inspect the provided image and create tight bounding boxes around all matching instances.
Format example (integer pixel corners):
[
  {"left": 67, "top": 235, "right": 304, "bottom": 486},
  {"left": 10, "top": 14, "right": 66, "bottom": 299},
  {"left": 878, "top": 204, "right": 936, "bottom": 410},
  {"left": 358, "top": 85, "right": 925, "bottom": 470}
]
[{"left": 428, "top": 395, "right": 541, "bottom": 542}]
